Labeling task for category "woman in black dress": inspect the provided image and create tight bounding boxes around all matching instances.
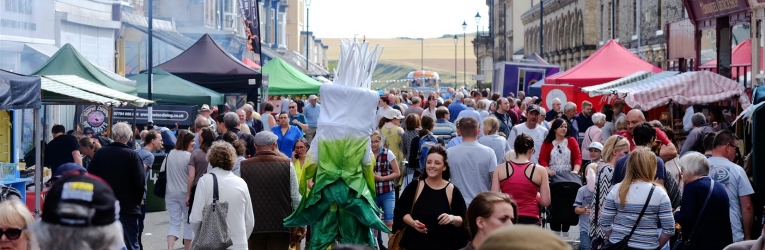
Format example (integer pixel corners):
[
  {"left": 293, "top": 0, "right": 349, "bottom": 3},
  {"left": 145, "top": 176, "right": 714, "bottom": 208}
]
[{"left": 393, "top": 145, "right": 468, "bottom": 249}]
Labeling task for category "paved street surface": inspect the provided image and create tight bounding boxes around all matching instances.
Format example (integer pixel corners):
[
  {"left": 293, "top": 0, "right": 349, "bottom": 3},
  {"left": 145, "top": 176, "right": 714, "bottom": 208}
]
[{"left": 141, "top": 209, "right": 580, "bottom": 250}]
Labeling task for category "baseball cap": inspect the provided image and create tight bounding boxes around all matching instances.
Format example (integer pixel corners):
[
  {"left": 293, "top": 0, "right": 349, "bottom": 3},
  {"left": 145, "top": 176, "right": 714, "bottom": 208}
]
[
  {"left": 41, "top": 173, "right": 118, "bottom": 227},
  {"left": 308, "top": 95, "right": 318, "bottom": 100},
  {"left": 526, "top": 104, "right": 542, "bottom": 114},
  {"left": 588, "top": 142, "right": 604, "bottom": 151},
  {"left": 53, "top": 163, "right": 87, "bottom": 179}
]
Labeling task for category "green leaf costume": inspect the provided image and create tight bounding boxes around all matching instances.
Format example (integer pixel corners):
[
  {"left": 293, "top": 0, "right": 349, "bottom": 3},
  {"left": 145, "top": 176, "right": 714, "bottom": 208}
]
[{"left": 283, "top": 41, "right": 389, "bottom": 250}]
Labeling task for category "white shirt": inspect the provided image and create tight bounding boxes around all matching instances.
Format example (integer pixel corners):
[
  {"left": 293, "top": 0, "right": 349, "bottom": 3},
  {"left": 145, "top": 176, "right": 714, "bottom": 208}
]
[
  {"left": 190, "top": 168, "right": 255, "bottom": 249},
  {"left": 683, "top": 106, "right": 694, "bottom": 132},
  {"left": 507, "top": 123, "right": 548, "bottom": 164},
  {"left": 421, "top": 107, "right": 437, "bottom": 119},
  {"left": 481, "top": 99, "right": 493, "bottom": 111}
]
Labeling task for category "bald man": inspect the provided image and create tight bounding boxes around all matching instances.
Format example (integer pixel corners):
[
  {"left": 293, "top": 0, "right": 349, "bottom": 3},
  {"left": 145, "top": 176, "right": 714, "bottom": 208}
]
[{"left": 615, "top": 109, "right": 678, "bottom": 162}]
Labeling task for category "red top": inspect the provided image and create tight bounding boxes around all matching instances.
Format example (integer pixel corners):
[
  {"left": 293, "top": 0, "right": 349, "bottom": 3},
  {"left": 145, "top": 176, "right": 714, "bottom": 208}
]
[
  {"left": 538, "top": 137, "right": 582, "bottom": 168},
  {"left": 615, "top": 127, "right": 671, "bottom": 151},
  {"left": 499, "top": 161, "right": 540, "bottom": 218}
]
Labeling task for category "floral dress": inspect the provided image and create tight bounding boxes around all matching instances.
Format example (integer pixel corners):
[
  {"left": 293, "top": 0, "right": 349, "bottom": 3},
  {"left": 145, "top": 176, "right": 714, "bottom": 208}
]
[{"left": 549, "top": 139, "right": 572, "bottom": 183}]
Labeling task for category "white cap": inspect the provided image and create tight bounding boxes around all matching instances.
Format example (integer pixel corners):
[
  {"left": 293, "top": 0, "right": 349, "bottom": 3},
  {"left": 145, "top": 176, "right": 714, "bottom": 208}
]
[
  {"left": 384, "top": 109, "right": 405, "bottom": 120},
  {"left": 309, "top": 95, "right": 318, "bottom": 100},
  {"left": 587, "top": 142, "right": 604, "bottom": 151}
]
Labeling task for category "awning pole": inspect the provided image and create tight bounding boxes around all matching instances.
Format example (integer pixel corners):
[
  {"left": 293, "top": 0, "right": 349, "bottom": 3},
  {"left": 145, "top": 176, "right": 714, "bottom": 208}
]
[{"left": 33, "top": 108, "right": 41, "bottom": 218}]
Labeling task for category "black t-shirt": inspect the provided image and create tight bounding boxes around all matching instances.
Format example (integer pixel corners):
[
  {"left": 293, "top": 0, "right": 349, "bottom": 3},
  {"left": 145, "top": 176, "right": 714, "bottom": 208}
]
[
  {"left": 44, "top": 134, "right": 80, "bottom": 173},
  {"left": 296, "top": 99, "right": 306, "bottom": 113}
]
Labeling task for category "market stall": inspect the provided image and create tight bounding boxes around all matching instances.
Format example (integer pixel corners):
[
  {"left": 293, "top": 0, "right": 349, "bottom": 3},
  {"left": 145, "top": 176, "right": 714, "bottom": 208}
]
[
  {"left": 1, "top": 70, "right": 153, "bottom": 216},
  {"left": 156, "top": 34, "right": 262, "bottom": 102},
  {"left": 262, "top": 57, "right": 322, "bottom": 96},
  {"left": 541, "top": 40, "right": 662, "bottom": 112},
  {"left": 614, "top": 70, "right": 750, "bottom": 111},
  {"left": 128, "top": 69, "right": 224, "bottom": 106},
  {"left": 31, "top": 44, "right": 137, "bottom": 95}
]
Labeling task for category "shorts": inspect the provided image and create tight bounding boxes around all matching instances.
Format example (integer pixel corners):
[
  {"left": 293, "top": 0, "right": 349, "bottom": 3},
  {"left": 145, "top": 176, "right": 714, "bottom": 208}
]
[{"left": 374, "top": 191, "right": 395, "bottom": 222}]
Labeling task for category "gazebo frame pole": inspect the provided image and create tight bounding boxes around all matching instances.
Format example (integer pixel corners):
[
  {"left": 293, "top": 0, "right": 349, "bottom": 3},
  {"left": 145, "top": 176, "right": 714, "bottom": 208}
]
[{"left": 33, "top": 108, "right": 42, "bottom": 218}]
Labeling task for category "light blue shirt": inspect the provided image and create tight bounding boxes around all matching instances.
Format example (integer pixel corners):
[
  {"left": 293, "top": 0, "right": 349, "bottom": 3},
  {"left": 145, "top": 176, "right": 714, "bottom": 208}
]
[
  {"left": 193, "top": 132, "right": 200, "bottom": 150},
  {"left": 707, "top": 156, "right": 755, "bottom": 242},
  {"left": 456, "top": 107, "right": 483, "bottom": 124},
  {"left": 303, "top": 103, "right": 320, "bottom": 128}
]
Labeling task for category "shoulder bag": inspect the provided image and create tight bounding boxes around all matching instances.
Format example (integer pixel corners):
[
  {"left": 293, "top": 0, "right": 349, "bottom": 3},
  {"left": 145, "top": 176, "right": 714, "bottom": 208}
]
[
  {"left": 153, "top": 152, "right": 169, "bottom": 198},
  {"left": 191, "top": 173, "right": 233, "bottom": 250},
  {"left": 389, "top": 180, "right": 423, "bottom": 250},
  {"left": 603, "top": 185, "right": 656, "bottom": 250},
  {"left": 672, "top": 179, "right": 714, "bottom": 250}
]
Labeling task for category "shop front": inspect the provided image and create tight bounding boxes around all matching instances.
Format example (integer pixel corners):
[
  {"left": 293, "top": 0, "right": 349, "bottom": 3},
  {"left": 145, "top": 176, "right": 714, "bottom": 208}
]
[{"left": 680, "top": 0, "right": 752, "bottom": 80}]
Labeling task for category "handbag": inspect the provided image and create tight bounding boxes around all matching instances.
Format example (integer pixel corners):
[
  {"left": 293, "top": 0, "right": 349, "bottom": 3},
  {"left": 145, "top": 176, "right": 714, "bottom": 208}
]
[
  {"left": 191, "top": 173, "right": 233, "bottom": 250},
  {"left": 389, "top": 180, "right": 422, "bottom": 250},
  {"left": 672, "top": 179, "right": 715, "bottom": 250},
  {"left": 153, "top": 152, "right": 169, "bottom": 198},
  {"left": 603, "top": 185, "right": 655, "bottom": 250}
]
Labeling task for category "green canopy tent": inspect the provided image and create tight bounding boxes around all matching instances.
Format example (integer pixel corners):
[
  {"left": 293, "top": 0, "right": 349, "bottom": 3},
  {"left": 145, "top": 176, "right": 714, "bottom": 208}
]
[
  {"left": 32, "top": 43, "right": 137, "bottom": 95},
  {"left": 128, "top": 69, "right": 224, "bottom": 106},
  {"left": 262, "top": 57, "right": 322, "bottom": 95}
]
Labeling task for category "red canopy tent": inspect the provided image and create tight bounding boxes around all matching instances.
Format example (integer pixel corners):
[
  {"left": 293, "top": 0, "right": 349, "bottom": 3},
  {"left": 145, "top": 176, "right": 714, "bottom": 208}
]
[
  {"left": 699, "top": 39, "right": 763, "bottom": 78},
  {"left": 545, "top": 40, "right": 662, "bottom": 86},
  {"left": 242, "top": 57, "right": 262, "bottom": 69}
]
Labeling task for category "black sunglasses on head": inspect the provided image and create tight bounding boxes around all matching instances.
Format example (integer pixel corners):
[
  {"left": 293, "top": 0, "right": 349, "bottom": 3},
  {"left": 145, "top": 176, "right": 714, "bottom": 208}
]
[{"left": 0, "top": 227, "right": 24, "bottom": 240}]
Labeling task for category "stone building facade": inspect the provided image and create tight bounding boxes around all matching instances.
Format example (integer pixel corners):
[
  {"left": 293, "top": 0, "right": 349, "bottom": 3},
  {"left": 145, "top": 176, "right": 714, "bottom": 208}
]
[
  {"left": 594, "top": 0, "right": 686, "bottom": 68},
  {"left": 521, "top": 0, "right": 599, "bottom": 70}
]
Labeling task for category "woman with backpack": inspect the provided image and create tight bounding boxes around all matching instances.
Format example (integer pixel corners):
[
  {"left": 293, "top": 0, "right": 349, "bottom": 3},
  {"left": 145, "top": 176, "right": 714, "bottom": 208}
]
[{"left": 407, "top": 115, "right": 445, "bottom": 179}]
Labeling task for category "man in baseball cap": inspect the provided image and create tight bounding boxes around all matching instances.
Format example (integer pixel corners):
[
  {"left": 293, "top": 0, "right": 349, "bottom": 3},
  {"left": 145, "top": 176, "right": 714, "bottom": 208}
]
[{"left": 32, "top": 172, "right": 124, "bottom": 249}]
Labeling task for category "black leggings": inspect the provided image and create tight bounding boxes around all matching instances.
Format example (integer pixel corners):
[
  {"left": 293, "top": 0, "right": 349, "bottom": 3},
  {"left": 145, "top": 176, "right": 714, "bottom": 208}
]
[
  {"left": 517, "top": 216, "right": 541, "bottom": 226},
  {"left": 549, "top": 223, "right": 570, "bottom": 232}
]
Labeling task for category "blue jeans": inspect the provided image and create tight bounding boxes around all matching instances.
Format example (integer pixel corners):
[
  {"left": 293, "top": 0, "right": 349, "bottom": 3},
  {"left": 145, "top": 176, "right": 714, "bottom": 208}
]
[
  {"left": 579, "top": 230, "right": 591, "bottom": 250},
  {"left": 374, "top": 191, "right": 395, "bottom": 222},
  {"left": 120, "top": 213, "right": 141, "bottom": 250}
]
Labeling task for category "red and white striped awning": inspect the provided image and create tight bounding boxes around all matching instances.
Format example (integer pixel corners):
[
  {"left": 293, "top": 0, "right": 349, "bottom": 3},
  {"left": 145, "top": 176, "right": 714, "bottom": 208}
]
[{"left": 618, "top": 70, "right": 751, "bottom": 110}]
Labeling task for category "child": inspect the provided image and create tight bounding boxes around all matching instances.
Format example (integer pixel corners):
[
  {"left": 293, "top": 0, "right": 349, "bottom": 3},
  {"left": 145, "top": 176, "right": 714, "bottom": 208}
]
[{"left": 574, "top": 162, "right": 597, "bottom": 250}]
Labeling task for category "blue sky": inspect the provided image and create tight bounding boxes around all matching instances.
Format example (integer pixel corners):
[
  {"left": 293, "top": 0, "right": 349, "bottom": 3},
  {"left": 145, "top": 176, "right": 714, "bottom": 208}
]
[{"left": 309, "top": 0, "right": 490, "bottom": 38}]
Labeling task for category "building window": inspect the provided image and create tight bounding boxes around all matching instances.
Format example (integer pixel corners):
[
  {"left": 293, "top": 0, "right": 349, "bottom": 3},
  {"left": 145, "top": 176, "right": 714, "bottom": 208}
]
[
  {"left": 205, "top": 0, "right": 216, "bottom": 28},
  {"left": 633, "top": 0, "right": 637, "bottom": 35},
  {"left": 223, "top": 0, "right": 236, "bottom": 30},
  {"left": 600, "top": 4, "right": 604, "bottom": 41},
  {"left": 657, "top": 0, "right": 662, "bottom": 31}
]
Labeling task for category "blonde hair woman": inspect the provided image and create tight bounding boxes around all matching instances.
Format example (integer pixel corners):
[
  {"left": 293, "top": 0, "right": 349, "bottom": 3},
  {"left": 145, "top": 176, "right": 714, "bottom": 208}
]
[
  {"left": 615, "top": 117, "right": 627, "bottom": 133},
  {"left": 600, "top": 148, "right": 675, "bottom": 249},
  {"left": 0, "top": 199, "right": 37, "bottom": 250},
  {"left": 588, "top": 135, "right": 630, "bottom": 249}
]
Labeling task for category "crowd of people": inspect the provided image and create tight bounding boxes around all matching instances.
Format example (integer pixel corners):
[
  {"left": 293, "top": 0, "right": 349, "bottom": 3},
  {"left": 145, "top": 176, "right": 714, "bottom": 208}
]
[{"left": 1, "top": 86, "right": 757, "bottom": 250}]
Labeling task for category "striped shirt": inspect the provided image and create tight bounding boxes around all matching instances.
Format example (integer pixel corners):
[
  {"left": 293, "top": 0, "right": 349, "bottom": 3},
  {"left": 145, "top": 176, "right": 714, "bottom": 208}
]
[{"left": 600, "top": 182, "right": 675, "bottom": 249}]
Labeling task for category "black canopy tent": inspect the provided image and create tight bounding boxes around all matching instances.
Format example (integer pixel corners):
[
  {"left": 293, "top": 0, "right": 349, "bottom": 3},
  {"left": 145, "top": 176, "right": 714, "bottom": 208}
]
[{"left": 155, "top": 34, "right": 262, "bottom": 102}]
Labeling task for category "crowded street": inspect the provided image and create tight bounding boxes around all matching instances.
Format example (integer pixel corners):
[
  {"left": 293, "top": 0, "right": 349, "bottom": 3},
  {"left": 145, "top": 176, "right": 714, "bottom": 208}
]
[{"left": 4, "top": 0, "right": 765, "bottom": 250}]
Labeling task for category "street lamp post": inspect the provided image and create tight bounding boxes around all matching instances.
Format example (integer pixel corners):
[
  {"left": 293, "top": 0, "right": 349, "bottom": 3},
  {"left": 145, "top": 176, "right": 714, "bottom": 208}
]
[
  {"left": 305, "top": 0, "right": 312, "bottom": 71},
  {"left": 421, "top": 38, "right": 424, "bottom": 86},
  {"left": 147, "top": 0, "right": 154, "bottom": 128},
  {"left": 475, "top": 12, "right": 481, "bottom": 89},
  {"left": 462, "top": 21, "right": 467, "bottom": 88},
  {"left": 453, "top": 35, "right": 458, "bottom": 89}
]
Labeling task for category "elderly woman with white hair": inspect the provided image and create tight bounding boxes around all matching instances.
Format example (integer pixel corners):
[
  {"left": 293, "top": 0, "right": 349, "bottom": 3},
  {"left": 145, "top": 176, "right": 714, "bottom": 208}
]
[
  {"left": 190, "top": 141, "right": 255, "bottom": 249},
  {"left": 581, "top": 112, "right": 606, "bottom": 168},
  {"left": 673, "top": 152, "right": 732, "bottom": 250}
]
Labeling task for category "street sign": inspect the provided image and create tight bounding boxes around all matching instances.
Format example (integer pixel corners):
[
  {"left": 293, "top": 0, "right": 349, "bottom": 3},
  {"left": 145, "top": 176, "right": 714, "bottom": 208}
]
[{"left": 472, "top": 75, "right": 485, "bottom": 81}]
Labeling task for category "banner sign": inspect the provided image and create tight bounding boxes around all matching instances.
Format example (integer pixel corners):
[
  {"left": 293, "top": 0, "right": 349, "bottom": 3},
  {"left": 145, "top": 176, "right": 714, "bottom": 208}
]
[
  {"left": 112, "top": 105, "right": 197, "bottom": 128},
  {"left": 239, "top": 0, "right": 261, "bottom": 54},
  {"left": 520, "top": 69, "right": 547, "bottom": 94},
  {"left": 686, "top": 0, "right": 749, "bottom": 21}
]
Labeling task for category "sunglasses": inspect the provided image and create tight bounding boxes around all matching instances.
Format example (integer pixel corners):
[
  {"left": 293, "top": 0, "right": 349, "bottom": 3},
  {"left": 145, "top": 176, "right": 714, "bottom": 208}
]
[
  {"left": 289, "top": 106, "right": 296, "bottom": 109},
  {"left": 612, "top": 135, "right": 625, "bottom": 154},
  {"left": 0, "top": 227, "right": 24, "bottom": 240}
]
